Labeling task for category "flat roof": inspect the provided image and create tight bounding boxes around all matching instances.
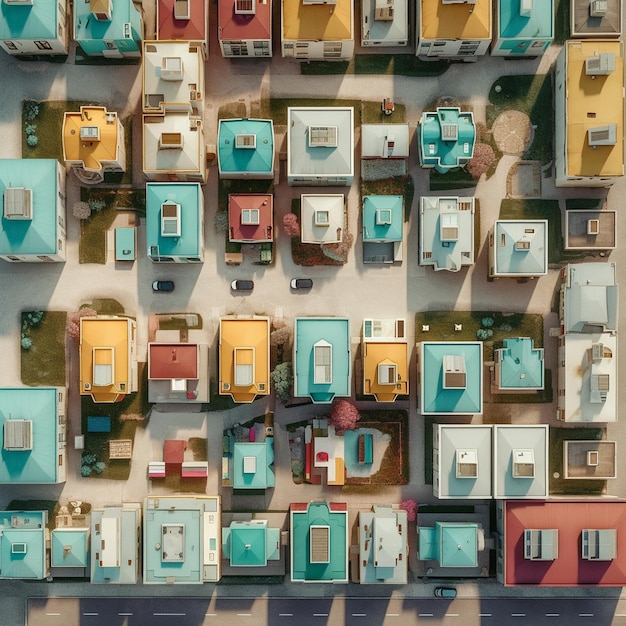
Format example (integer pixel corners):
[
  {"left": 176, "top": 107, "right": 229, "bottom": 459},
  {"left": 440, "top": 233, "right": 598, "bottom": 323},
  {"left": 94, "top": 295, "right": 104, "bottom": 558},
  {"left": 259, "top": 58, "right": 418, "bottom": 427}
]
[
  {"left": 362, "top": 0, "right": 408, "bottom": 43},
  {"left": 420, "top": 0, "right": 491, "bottom": 40},
  {"left": 565, "top": 210, "right": 616, "bottom": 250},
  {"left": 219, "top": 0, "right": 271, "bottom": 41},
  {"left": 282, "top": 0, "right": 352, "bottom": 41},
  {"left": 218, "top": 119, "right": 274, "bottom": 176},
  {"left": 493, "top": 220, "right": 548, "bottom": 276},
  {"left": 565, "top": 439, "right": 616, "bottom": 479}
]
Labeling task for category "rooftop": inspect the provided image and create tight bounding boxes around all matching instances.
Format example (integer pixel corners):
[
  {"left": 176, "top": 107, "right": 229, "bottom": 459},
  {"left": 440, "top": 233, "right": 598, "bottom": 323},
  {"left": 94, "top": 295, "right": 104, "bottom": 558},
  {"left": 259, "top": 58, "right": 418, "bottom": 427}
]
[
  {"left": 0, "top": 0, "right": 58, "bottom": 40},
  {"left": 148, "top": 343, "right": 198, "bottom": 380},
  {"left": 362, "top": 195, "right": 403, "bottom": 242},
  {"left": 282, "top": 0, "right": 352, "bottom": 41},
  {"left": 51, "top": 528, "right": 89, "bottom": 569},
  {"left": 300, "top": 194, "right": 345, "bottom": 244},
  {"left": 232, "top": 440, "right": 275, "bottom": 490},
  {"left": 362, "top": 0, "right": 408, "bottom": 44},
  {"left": 497, "top": 0, "right": 553, "bottom": 39},
  {"left": 223, "top": 520, "right": 280, "bottom": 567},
  {"left": 571, "top": 0, "right": 621, "bottom": 37},
  {"left": 0, "top": 511, "right": 46, "bottom": 580},
  {"left": 218, "top": 0, "right": 272, "bottom": 41},
  {"left": 157, "top": 0, "right": 207, "bottom": 41},
  {"left": 492, "top": 220, "right": 548, "bottom": 277},
  {"left": 218, "top": 119, "right": 274, "bottom": 177},
  {"left": 495, "top": 337, "right": 544, "bottom": 390},
  {"left": 228, "top": 194, "right": 273, "bottom": 243},
  {"left": 565, "top": 209, "right": 616, "bottom": 250},
  {"left": 420, "top": 0, "right": 491, "bottom": 40}
]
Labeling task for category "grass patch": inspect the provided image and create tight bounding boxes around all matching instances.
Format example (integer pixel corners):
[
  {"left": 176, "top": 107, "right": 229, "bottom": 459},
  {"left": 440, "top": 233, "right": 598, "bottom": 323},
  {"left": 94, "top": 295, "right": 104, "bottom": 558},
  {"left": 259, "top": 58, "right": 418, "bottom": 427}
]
[
  {"left": 565, "top": 198, "right": 604, "bottom": 210},
  {"left": 476, "top": 121, "right": 504, "bottom": 181},
  {"left": 554, "top": 0, "right": 570, "bottom": 44},
  {"left": 499, "top": 199, "right": 562, "bottom": 264},
  {"left": 301, "top": 55, "right": 449, "bottom": 77},
  {"left": 218, "top": 102, "right": 248, "bottom": 119},
  {"left": 217, "top": 178, "right": 274, "bottom": 212},
  {"left": 261, "top": 98, "right": 361, "bottom": 126},
  {"left": 158, "top": 314, "right": 203, "bottom": 331},
  {"left": 490, "top": 368, "right": 554, "bottom": 404},
  {"left": 208, "top": 378, "right": 239, "bottom": 412},
  {"left": 21, "top": 311, "right": 66, "bottom": 387},
  {"left": 85, "top": 298, "right": 125, "bottom": 315},
  {"left": 361, "top": 175, "right": 414, "bottom": 222},
  {"left": 486, "top": 74, "right": 553, "bottom": 164},
  {"left": 361, "top": 100, "right": 406, "bottom": 124},
  {"left": 416, "top": 311, "right": 544, "bottom": 346},
  {"left": 429, "top": 168, "right": 477, "bottom": 192}
]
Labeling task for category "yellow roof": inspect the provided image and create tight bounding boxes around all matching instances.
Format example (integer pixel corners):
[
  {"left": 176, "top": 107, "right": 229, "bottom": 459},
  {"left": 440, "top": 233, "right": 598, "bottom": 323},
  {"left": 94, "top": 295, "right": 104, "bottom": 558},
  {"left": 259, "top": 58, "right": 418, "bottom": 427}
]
[
  {"left": 219, "top": 318, "right": 270, "bottom": 403},
  {"left": 421, "top": 0, "right": 491, "bottom": 40},
  {"left": 80, "top": 317, "right": 134, "bottom": 403},
  {"left": 565, "top": 40, "right": 624, "bottom": 178},
  {"left": 282, "top": 0, "right": 352, "bottom": 41},
  {"left": 63, "top": 107, "right": 121, "bottom": 173},
  {"left": 363, "top": 341, "right": 408, "bottom": 403}
]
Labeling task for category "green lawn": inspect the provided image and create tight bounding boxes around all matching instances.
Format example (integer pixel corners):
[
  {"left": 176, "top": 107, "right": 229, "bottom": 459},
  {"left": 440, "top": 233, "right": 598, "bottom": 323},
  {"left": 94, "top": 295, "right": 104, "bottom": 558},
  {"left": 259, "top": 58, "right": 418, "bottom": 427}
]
[
  {"left": 361, "top": 100, "right": 406, "bottom": 124},
  {"left": 429, "top": 168, "right": 477, "bottom": 191},
  {"left": 361, "top": 175, "right": 415, "bottom": 221},
  {"left": 554, "top": 0, "right": 570, "bottom": 44},
  {"left": 218, "top": 102, "right": 248, "bottom": 119},
  {"left": 565, "top": 198, "right": 604, "bottom": 210},
  {"left": 499, "top": 199, "right": 562, "bottom": 264},
  {"left": 21, "top": 311, "right": 67, "bottom": 387},
  {"left": 217, "top": 178, "right": 274, "bottom": 212},
  {"left": 207, "top": 378, "right": 238, "bottom": 412},
  {"left": 301, "top": 55, "right": 449, "bottom": 77}
]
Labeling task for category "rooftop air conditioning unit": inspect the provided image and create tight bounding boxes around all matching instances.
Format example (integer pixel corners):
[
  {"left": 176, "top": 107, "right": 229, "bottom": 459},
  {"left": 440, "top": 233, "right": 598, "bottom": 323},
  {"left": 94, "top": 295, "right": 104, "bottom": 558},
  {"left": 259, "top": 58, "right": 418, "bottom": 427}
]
[
  {"left": 3, "top": 187, "right": 32, "bottom": 220},
  {"left": 515, "top": 239, "right": 531, "bottom": 251},
  {"left": 587, "top": 219, "right": 600, "bottom": 235},
  {"left": 588, "top": 124, "right": 618, "bottom": 147},
  {"left": 590, "top": 0, "right": 608, "bottom": 17},
  {"left": 591, "top": 343, "right": 605, "bottom": 361},
  {"left": 161, "top": 201, "right": 181, "bottom": 237},
  {"left": 456, "top": 449, "right": 478, "bottom": 478},
  {"left": 174, "top": 0, "right": 190, "bottom": 19},
  {"left": 80, "top": 126, "right": 100, "bottom": 141},
  {"left": 585, "top": 52, "right": 615, "bottom": 75},
  {"left": 236, "top": 134, "right": 256, "bottom": 149},
  {"left": 123, "top": 23, "right": 131, "bottom": 39},
  {"left": 161, "top": 57, "right": 184, "bottom": 81},
  {"left": 308, "top": 126, "right": 338, "bottom": 148},
  {"left": 259, "top": 383, "right": 267, "bottom": 391},
  {"left": 375, "top": 0, "right": 394, "bottom": 21}
]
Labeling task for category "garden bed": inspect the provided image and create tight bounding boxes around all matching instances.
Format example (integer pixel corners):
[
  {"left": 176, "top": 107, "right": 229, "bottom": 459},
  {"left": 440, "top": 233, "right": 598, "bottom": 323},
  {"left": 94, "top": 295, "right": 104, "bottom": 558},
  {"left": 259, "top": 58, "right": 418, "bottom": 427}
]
[
  {"left": 301, "top": 55, "right": 449, "bottom": 77},
  {"left": 20, "top": 311, "right": 66, "bottom": 387}
]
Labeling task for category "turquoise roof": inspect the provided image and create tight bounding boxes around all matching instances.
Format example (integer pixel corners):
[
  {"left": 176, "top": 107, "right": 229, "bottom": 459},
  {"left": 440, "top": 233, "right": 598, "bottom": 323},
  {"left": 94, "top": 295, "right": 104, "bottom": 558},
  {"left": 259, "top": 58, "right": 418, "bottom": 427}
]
[
  {"left": 437, "top": 522, "right": 478, "bottom": 568},
  {"left": 499, "top": 0, "right": 553, "bottom": 39},
  {"left": 291, "top": 502, "right": 348, "bottom": 582},
  {"left": 0, "top": 511, "right": 46, "bottom": 580},
  {"left": 146, "top": 183, "right": 202, "bottom": 260},
  {"left": 362, "top": 195, "right": 403, "bottom": 242},
  {"left": 497, "top": 337, "right": 544, "bottom": 389},
  {"left": 218, "top": 119, "right": 274, "bottom": 176},
  {"left": 233, "top": 440, "right": 275, "bottom": 490},
  {"left": 0, "top": 387, "right": 59, "bottom": 484},
  {"left": 0, "top": 0, "right": 57, "bottom": 40},
  {"left": 51, "top": 528, "right": 89, "bottom": 568},
  {"left": 115, "top": 227, "right": 135, "bottom": 260},
  {"left": 421, "top": 342, "right": 483, "bottom": 414},
  {"left": 0, "top": 159, "right": 59, "bottom": 257},
  {"left": 294, "top": 318, "right": 351, "bottom": 403},
  {"left": 74, "top": 0, "right": 142, "bottom": 55},
  {"left": 418, "top": 108, "right": 475, "bottom": 174}
]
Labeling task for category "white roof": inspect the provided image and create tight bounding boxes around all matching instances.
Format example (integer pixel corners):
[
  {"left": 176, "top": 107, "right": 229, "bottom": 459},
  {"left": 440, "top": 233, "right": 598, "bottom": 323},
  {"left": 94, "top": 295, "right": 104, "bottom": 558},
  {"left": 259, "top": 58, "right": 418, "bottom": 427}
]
[{"left": 361, "top": 124, "right": 409, "bottom": 158}]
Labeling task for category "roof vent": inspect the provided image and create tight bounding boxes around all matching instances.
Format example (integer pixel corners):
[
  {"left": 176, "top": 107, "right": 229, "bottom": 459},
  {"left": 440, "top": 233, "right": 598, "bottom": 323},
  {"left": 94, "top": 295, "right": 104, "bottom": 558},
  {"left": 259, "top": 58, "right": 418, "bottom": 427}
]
[
  {"left": 159, "top": 132, "right": 183, "bottom": 150},
  {"left": 442, "top": 354, "right": 466, "bottom": 389},
  {"left": 314, "top": 210, "right": 330, "bottom": 227},
  {"left": 441, "top": 124, "right": 458, "bottom": 142},
  {"left": 456, "top": 448, "right": 478, "bottom": 478},
  {"left": 590, "top": 373, "right": 610, "bottom": 403},
  {"left": 241, "top": 208, "right": 260, "bottom": 225},
  {"left": 235, "top": 134, "right": 256, "bottom": 149},
  {"left": 3, "top": 420, "right": 33, "bottom": 451},
  {"left": 314, "top": 340, "right": 332, "bottom": 384},
  {"left": 588, "top": 124, "right": 617, "bottom": 146},
  {"left": 161, "top": 201, "right": 181, "bottom": 237},
  {"left": 3, "top": 188, "right": 32, "bottom": 220},
  {"left": 519, "top": 0, "right": 532, "bottom": 16},
  {"left": 235, "top": 0, "right": 256, "bottom": 14},
  {"left": 590, "top": 0, "right": 608, "bottom": 17},
  {"left": 582, "top": 529, "right": 616, "bottom": 561},
  {"left": 375, "top": 0, "right": 394, "bottom": 20},
  {"left": 161, "top": 56, "right": 184, "bottom": 81},
  {"left": 515, "top": 238, "right": 531, "bottom": 251},
  {"left": 524, "top": 529, "right": 558, "bottom": 561},
  {"left": 512, "top": 449, "right": 535, "bottom": 478},
  {"left": 376, "top": 208, "right": 392, "bottom": 225},
  {"left": 440, "top": 211, "right": 459, "bottom": 242},
  {"left": 11, "top": 542, "right": 27, "bottom": 554},
  {"left": 308, "top": 126, "right": 338, "bottom": 148},
  {"left": 585, "top": 52, "right": 615, "bottom": 75},
  {"left": 173, "top": 0, "right": 190, "bottom": 19}
]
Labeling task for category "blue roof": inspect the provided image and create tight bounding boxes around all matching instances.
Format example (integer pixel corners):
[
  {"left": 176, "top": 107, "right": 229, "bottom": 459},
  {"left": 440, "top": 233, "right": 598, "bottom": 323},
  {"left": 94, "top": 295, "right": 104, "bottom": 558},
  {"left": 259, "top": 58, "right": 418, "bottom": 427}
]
[
  {"left": 499, "top": 0, "right": 553, "bottom": 39},
  {"left": 362, "top": 195, "right": 403, "bottom": 242},
  {"left": 497, "top": 337, "right": 544, "bottom": 389},
  {"left": 51, "top": 528, "right": 89, "bottom": 568},
  {"left": 0, "top": 159, "right": 59, "bottom": 257},
  {"left": 218, "top": 119, "right": 274, "bottom": 176},
  {"left": 233, "top": 440, "right": 275, "bottom": 490},
  {"left": 294, "top": 318, "right": 351, "bottom": 403},
  {"left": 0, "top": 0, "right": 57, "bottom": 40},
  {"left": 146, "top": 183, "right": 202, "bottom": 260},
  {"left": 421, "top": 342, "right": 483, "bottom": 414},
  {"left": 437, "top": 522, "right": 478, "bottom": 568},
  {"left": 0, "top": 387, "right": 59, "bottom": 484},
  {"left": 0, "top": 511, "right": 46, "bottom": 580}
]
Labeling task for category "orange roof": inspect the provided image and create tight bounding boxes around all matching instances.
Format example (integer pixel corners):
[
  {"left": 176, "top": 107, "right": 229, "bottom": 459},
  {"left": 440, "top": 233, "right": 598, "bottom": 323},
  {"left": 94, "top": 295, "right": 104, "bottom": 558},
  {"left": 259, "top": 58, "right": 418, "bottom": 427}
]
[
  {"left": 362, "top": 341, "right": 408, "bottom": 402},
  {"left": 421, "top": 0, "right": 491, "bottom": 40},
  {"left": 282, "top": 0, "right": 352, "bottom": 41}
]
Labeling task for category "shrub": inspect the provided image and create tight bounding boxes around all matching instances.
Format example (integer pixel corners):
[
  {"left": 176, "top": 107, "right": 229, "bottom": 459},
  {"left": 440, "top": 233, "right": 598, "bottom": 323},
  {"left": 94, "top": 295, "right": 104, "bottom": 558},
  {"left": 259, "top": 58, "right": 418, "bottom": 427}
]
[
  {"left": 321, "top": 232, "right": 353, "bottom": 263},
  {"left": 283, "top": 213, "right": 301, "bottom": 237},
  {"left": 399, "top": 499, "right": 418, "bottom": 523},
  {"left": 466, "top": 143, "right": 496, "bottom": 179},
  {"left": 481, "top": 317, "right": 494, "bottom": 328},
  {"left": 25, "top": 101, "right": 40, "bottom": 121},
  {"left": 73, "top": 201, "right": 91, "bottom": 220},
  {"left": 214, "top": 210, "right": 229, "bottom": 233},
  {"left": 81, "top": 465, "right": 92, "bottom": 477},
  {"left": 499, "top": 323, "right": 512, "bottom": 332},
  {"left": 25, "top": 124, "right": 37, "bottom": 136},
  {"left": 88, "top": 199, "right": 106, "bottom": 213},
  {"left": 271, "top": 361, "right": 293, "bottom": 405},
  {"left": 329, "top": 399, "right": 361, "bottom": 434},
  {"left": 20, "top": 336, "right": 32, "bottom": 350},
  {"left": 26, "top": 134, "right": 38, "bottom": 147},
  {"left": 66, "top": 307, "right": 97, "bottom": 342},
  {"left": 476, "top": 328, "right": 493, "bottom": 340},
  {"left": 94, "top": 461, "right": 106, "bottom": 474},
  {"left": 82, "top": 453, "right": 97, "bottom": 466},
  {"left": 270, "top": 326, "right": 291, "bottom": 348}
]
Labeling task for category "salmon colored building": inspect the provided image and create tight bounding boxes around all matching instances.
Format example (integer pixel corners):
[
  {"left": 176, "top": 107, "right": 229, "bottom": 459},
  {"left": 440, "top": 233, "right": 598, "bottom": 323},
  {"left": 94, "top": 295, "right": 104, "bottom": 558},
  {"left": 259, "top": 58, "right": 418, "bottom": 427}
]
[
  {"left": 218, "top": 0, "right": 272, "bottom": 58},
  {"left": 156, "top": 0, "right": 208, "bottom": 57}
]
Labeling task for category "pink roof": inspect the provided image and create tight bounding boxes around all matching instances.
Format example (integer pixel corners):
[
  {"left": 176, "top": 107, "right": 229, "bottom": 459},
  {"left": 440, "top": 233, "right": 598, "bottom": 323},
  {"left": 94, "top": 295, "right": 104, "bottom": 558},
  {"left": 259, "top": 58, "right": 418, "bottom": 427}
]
[
  {"left": 157, "top": 0, "right": 206, "bottom": 42},
  {"left": 218, "top": 0, "right": 271, "bottom": 41},
  {"left": 149, "top": 343, "right": 198, "bottom": 380},
  {"left": 505, "top": 500, "right": 626, "bottom": 586},
  {"left": 228, "top": 194, "right": 273, "bottom": 242}
]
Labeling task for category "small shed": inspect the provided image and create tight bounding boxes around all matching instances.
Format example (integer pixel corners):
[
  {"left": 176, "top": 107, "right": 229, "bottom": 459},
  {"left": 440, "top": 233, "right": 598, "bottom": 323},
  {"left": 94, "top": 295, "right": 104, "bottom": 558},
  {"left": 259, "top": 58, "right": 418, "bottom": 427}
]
[{"left": 115, "top": 227, "right": 136, "bottom": 261}]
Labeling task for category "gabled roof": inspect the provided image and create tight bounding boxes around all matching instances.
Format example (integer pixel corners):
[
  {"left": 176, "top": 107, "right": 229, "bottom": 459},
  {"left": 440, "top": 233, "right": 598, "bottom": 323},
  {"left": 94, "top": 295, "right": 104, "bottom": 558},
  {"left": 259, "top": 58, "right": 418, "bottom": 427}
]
[
  {"left": 233, "top": 440, "right": 275, "bottom": 490},
  {"left": 0, "top": 0, "right": 58, "bottom": 40},
  {"left": 496, "top": 337, "right": 544, "bottom": 389},
  {"left": 51, "top": 528, "right": 89, "bottom": 568},
  {"left": 362, "top": 195, "right": 403, "bottom": 242},
  {"left": 218, "top": 119, "right": 274, "bottom": 176},
  {"left": 492, "top": 220, "right": 548, "bottom": 276},
  {"left": 420, "top": 0, "right": 491, "bottom": 40},
  {"left": 498, "top": 0, "right": 553, "bottom": 39},
  {"left": 157, "top": 0, "right": 206, "bottom": 41},
  {"left": 282, "top": 0, "right": 352, "bottom": 41},
  {"left": 0, "top": 511, "right": 46, "bottom": 580},
  {"left": 219, "top": 0, "right": 271, "bottom": 40}
]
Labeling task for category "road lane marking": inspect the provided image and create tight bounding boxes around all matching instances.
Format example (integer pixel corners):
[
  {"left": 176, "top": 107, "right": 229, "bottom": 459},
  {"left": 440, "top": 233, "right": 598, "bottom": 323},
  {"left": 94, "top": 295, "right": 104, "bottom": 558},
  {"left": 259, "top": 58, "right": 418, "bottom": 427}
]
[
  {"left": 352, "top": 614, "right": 367, "bottom": 617},
  {"left": 479, "top": 614, "right": 492, "bottom": 617},
  {"left": 419, "top": 614, "right": 434, "bottom": 617},
  {"left": 279, "top": 614, "right": 293, "bottom": 617},
  {"left": 205, "top": 614, "right": 217, "bottom": 617},
  {"left": 386, "top": 614, "right": 399, "bottom": 617},
  {"left": 154, "top": 613, "right": 186, "bottom": 617},
  {"left": 313, "top": 614, "right": 328, "bottom": 617},
  {"left": 511, "top": 614, "right": 526, "bottom": 617},
  {"left": 546, "top": 614, "right": 560, "bottom": 617},
  {"left": 118, "top": 614, "right": 133, "bottom": 617},
  {"left": 579, "top": 614, "right": 594, "bottom": 617},
  {"left": 445, "top": 614, "right": 459, "bottom": 617},
  {"left": 82, "top": 613, "right": 99, "bottom": 617},
  {"left": 46, "top": 614, "right": 61, "bottom": 617}
]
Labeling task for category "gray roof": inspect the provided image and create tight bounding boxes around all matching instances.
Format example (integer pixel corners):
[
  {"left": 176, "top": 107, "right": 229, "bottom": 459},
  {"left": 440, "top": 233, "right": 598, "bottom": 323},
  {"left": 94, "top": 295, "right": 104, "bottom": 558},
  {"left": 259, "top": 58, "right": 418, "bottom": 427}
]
[{"left": 361, "top": 124, "right": 409, "bottom": 159}]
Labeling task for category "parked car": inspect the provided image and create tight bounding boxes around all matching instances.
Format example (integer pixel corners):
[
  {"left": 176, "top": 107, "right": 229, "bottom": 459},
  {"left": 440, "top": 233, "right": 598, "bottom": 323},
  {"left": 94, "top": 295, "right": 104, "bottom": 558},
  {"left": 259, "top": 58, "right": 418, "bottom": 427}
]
[
  {"left": 434, "top": 587, "right": 457, "bottom": 599},
  {"left": 152, "top": 280, "right": 174, "bottom": 293},
  {"left": 231, "top": 279, "right": 254, "bottom": 291},
  {"left": 290, "top": 278, "right": 313, "bottom": 290}
]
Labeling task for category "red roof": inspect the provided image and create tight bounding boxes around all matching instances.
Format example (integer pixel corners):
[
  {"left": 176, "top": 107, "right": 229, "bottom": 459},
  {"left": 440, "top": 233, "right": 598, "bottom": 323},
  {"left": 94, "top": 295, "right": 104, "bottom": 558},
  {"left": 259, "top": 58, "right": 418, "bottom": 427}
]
[
  {"left": 504, "top": 500, "right": 626, "bottom": 586},
  {"left": 157, "top": 0, "right": 206, "bottom": 42},
  {"left": 228, "top": 194, "right": 273, "bottom": 242},
  {"left": 149, "top": 343, "right": 198, "bottom": 380},
  {"left": 218, "top": 0, "right": 272, "bottom": 41}
]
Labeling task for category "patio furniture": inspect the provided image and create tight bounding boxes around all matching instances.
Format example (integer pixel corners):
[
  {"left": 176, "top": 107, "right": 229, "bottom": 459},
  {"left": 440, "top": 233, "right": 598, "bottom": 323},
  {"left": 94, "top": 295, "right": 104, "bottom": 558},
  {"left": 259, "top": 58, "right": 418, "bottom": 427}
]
[
  {"left": 181, "top": 461, "right": 209, "bottom": 478},
  {"left": 109, "top": 439, "right": 132, "bottom": 460},
  {"left": 148, "top": 461, "right": 166, "bottom": 479}
]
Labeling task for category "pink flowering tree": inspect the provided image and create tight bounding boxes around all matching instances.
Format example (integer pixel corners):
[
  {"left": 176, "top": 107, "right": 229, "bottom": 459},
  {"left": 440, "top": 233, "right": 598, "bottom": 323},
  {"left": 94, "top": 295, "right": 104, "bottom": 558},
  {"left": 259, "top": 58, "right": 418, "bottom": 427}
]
[
  {"left": 66, "top": 307, "right": 97, "bottom": 342},
  {"left": 283, "top": 213, "right": 301, "bottom": 237},
  {"left": 399, "top": 499, "right": 418, "bottom": 523},
  {"left": 328, "top": 399, "right": 361, "bottom": 434},
  {"left": 466, "top": 143, "right": 496, "bottom": 179}
]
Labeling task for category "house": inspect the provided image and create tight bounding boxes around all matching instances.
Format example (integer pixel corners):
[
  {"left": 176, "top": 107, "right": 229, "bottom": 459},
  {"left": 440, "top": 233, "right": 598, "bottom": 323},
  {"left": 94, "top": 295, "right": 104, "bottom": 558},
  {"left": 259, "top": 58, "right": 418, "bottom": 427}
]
[
  {"left": 571, "top": 0, "right": 622, "bottom": 38},
  {"left": 361, "top": 0, "right": 408, "bottom": 47},
  {"left": 219, "top": 316, "right": 270, "bottom": 403},
  {"left": 360, "top": 123, "right": 410, "bottom": 180},
  {"left": 0, "top": 159, "right": 66, "bottom": 263},
  {"left": 0, "top": 511, "right": 47, "bottom": 580},
  {"left": 565, "top": 209, "right": 616, "bottom": 251},
  {"left": 217, "top": 118, "right": 274, "bottom": 179},
  {"left": 0, "top": 387, "right": 67, "bottom": 484},
  {"left": 300, "top": 194, "right": 345, "bottom": 244},
  {"left": 558, "top": 262, "right": 618, "bottom": 423},
  {"left": 79, "top": 316, "right": 138, "bottom": 403},
  {"left": 555, "top": 39, "right": 624, "bottom": 187},
  {"left": 231, "top": 440, "right": 275, "bottom": 490},
  {"left": 143, "top": 495, "right": 221, "bottom": 583},
  {"left": 50, "top": 527, "right": 89, "bottom": 578},
  {"left": 146, "top": 182, "right": 204, "bottom": 263},
  {"left": 362, "top": 318, "right": 408, "bottom": 401},
  {"left": 218, "top": 0, "right": 272, "bottom": 57},
  {"left": 362, "top": 195, "right": 403, "bottom": 264},
  {"left": 157, "top": 0, "right": 208, "bottom": 57},
  {"left": 416, "top": 0, "right": 492, "bottom": 59},
  {"left": 143, "top": 112, "right": 207, "bottom": 183},
  {"left": 418, "top": 108, "right": 476, "bottom": 173},
  {"left": 433, "top": 424, "right": 493, "bottom": 499},
  {"left": 228, "top": 194, "right": 273, "bottom": 243},
  {"left": 281, "top": 0, "right": 354, "bottom": 61},
  {"left": 491, "top": 0, "right": 553, "bottom": 57},
  {"left": 564, "top": 439, "right": 617, "bottom": 480},
  {"left": 293, "top": 317, "right": 351, "bottom": 403},
  {"left": 143, "top": 41, "right": 205, "bottom": 116},
  {"left": 90, "top": 504, "right": 141, "bottom": 584},
  {"left": 62, "top": 106, "right": 126, "bottom": 185},
  {"left": 358, "top": 505, "right": 408, "bottom": 584},
  {"left": 290, "top": 501, "right": 349, "bottom": 583},
  {"left": 420, "top": 342, "right": 483, "bottom": 415},
  {"left": 494, "top": 337, "right": 544, "bottom": 391},
  {"left": 419, "top": 196, "right": 475, "bottom": 271},
  {"left": 497, "top": 499, "right": 626, "bottom": 586},
  {"left": 488, "top": 219, "right": 548, "bottom": 278},
  {"left": 222, "top": 520, "right": 281, "bottom": 569},
  {"left": 418, "top": 521, "right": 484, "bottom": 569},
  {"left": 0, "top": 0, "right": 68, "bottom": 56},
  {"left": 74, "top": 0, "right": 142, "bottom": 58},
  {"left": 287, "top": 107, "right": 354, "bottom": 186}
]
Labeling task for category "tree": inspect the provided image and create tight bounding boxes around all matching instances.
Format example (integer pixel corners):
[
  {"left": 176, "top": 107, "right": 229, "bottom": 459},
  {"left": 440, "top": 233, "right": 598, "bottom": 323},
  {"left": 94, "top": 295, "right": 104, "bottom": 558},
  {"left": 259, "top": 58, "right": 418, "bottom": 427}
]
[
  {"left": 466, "top": 143, "right": 496, "bottom": 179},
  {"left": 328, "top": 399, "right": 361, "bottom": 434},
  {"left": 214, "top": 210, "right": 229, "bottom": 233},
  {"left": 271, "top": 362, "right": 293, "bottom": 405},
  {"left": 73, "top": 201, "right": 91, "bottom": 220},
  {"left": 399, "top": 499, "right": 418, "bottom": 523},
  {"left": 66, "top": 307, "right": 97, "bottom": 342},
  {"left": 270, "top": 326, "right": 291, "bottom": 348},
  {"left": 283, "top": 213, "right": 300, "bottom": 237}
]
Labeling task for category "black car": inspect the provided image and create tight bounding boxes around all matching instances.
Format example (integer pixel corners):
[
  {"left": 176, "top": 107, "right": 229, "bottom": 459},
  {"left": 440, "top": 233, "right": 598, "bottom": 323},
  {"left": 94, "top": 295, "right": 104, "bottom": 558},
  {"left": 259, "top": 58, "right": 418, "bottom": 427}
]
[
  {"left": 231, "top": 279, "right": 254, "bottom": 291},
  {"left": 152, "top": 280, "right": 175, "bottom": 293},
  {"left": 434, "top": 587, "right": 457, "bottom": 599},
  {"left": 290, "top": 278, "right": 313, "bottom": 290}
]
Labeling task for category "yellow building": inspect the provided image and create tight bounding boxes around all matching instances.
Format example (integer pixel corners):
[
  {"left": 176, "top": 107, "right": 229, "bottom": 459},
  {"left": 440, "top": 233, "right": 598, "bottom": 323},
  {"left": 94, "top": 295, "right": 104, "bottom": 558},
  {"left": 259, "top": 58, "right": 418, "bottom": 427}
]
[
  {"left": 62, "top": 106, "right": 125, "bottom": 185},
  {"left": 555, "top": 39, "right": 624, "bottom": 187},
  {"left": 80, "top": 316, "right": 138, "bottom": 403},
  {"left": 219, "top": 317, "right": 270, "bottom": 403}
]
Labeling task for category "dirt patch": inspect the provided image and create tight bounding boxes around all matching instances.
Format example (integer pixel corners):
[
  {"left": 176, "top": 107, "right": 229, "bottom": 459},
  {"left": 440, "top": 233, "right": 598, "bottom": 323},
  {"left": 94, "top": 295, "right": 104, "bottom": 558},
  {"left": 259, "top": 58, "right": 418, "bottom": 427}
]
[
  {"left": 492, "top": 110, "right": 532, "bottom": 156},
  {"left": 506, "top": 160, "right": 542, "bottom": 198}
]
